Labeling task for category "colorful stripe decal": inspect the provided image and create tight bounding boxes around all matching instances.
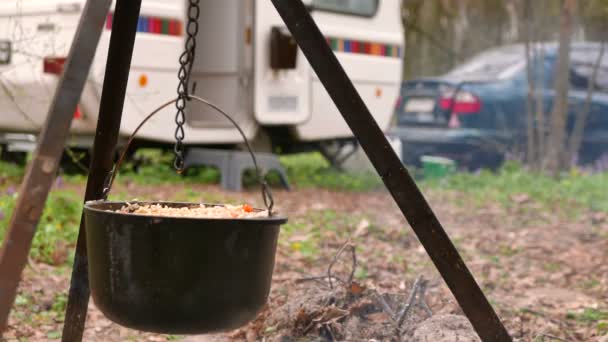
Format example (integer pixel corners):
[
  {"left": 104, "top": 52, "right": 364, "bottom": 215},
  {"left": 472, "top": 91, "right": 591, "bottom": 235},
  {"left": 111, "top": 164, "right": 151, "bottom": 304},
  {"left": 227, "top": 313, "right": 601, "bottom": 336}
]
[
  {"left": 326, "top": 37, "right": 401, "bottom": 58},
  {"left": 106, "top": 13, "right": 183, "bottom": 36}
]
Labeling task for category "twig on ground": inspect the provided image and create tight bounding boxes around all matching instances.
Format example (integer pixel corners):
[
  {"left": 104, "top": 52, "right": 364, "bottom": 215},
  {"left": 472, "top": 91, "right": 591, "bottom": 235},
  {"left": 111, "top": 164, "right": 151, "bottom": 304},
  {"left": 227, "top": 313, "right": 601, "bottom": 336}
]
[
  {"left": 395, "top": 276, "right": 423, "bottom": 330},
  {"left": 295, "top": 240, "right": 358, "bottom": 291},
  {"left": 370, "top": 275, "right": 432, "bottom": 335},
  {"left": 373, "top": 292, "right": 397, "bottom": 322},
  {"left": 414, "top": 278, "right": 432, "bottom": 317},
  {"left": 327, "top": 240, "right": 357, "bottom": 289},
  {"left": 323, "top": 324, "right": 337, "bottom": 341},
  {"left": 295, "top": 275, "right": 345, "bottom": 287}
]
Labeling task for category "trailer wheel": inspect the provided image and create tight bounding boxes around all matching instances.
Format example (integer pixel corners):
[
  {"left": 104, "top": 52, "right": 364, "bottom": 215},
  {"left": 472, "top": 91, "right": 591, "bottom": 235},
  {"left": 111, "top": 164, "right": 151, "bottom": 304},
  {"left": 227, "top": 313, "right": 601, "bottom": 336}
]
[{"left": 318, "top": 140, "right": 358, "bottom": 170}]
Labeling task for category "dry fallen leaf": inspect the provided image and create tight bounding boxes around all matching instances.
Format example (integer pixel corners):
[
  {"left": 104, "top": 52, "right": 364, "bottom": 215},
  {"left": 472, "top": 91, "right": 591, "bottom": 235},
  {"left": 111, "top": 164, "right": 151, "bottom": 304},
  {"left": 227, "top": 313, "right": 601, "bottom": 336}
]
[
  {"left": 354, "top": 219, "right": 370, "bottom": 237},
  {"left": 350, "top": 281, "right": 366, "bottom": 295},
  {"left": 349, "top": 299, "right": 377, "bottom": 316},
  {"left": 312, "top": 307, "right": 349, "bottom": 324},
  {"left": 365, "top": 312, "right": 390, "bottom": 323}
]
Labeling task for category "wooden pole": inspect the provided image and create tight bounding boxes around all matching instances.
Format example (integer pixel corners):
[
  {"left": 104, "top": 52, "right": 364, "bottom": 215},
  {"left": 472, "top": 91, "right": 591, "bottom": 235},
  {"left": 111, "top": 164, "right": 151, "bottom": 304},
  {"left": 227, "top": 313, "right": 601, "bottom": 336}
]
[
  {"left": 61, "top": 0, "right": 143, "bottom": 340},
  {"left": 270, "top": 1, "right": 512, "bottom": 341},
  {"left": 0, "top": 0, "right": 112, "bottom": 333}
]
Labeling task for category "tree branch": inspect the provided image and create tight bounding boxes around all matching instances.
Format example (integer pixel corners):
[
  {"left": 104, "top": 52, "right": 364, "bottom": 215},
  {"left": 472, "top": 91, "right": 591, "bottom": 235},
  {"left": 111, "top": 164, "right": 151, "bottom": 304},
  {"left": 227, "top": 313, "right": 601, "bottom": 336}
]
[
  {"left": 566, "top": 41, "right": 606, "bottom": 165},
  {"left": 543, "top": 0, "right": 576, "bottom": 175},
  {"left": 523, "top": 0, "right": 538, "bottom": 168}
]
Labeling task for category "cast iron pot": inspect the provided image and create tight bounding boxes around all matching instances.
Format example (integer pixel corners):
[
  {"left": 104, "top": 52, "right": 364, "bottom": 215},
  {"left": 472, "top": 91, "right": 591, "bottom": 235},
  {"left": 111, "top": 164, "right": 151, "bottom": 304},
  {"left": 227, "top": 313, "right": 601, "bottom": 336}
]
[{"left": 84, "top": 200, "right": 287, "bottom": 334}]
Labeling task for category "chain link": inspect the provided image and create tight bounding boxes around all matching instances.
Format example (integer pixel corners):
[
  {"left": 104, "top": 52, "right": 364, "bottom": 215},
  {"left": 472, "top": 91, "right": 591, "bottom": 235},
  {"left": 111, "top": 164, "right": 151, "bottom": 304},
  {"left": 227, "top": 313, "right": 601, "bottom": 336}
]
[{"left": 174, "top": 0, "right": 200, "bottom": 171}]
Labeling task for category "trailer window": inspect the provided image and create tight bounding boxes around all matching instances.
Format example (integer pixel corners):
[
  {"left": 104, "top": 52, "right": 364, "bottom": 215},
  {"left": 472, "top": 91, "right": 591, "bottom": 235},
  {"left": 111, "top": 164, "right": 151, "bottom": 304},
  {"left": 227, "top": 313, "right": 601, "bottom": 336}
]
[{"left": 312, "top": 0, "right": 379, "bottom": 17}]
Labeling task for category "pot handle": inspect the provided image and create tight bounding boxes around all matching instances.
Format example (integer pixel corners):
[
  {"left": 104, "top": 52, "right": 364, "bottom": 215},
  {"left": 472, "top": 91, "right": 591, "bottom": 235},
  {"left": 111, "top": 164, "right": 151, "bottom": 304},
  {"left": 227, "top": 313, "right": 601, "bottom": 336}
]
[{"left": 100, "top": 95, "right": 275, "bottom": 216}]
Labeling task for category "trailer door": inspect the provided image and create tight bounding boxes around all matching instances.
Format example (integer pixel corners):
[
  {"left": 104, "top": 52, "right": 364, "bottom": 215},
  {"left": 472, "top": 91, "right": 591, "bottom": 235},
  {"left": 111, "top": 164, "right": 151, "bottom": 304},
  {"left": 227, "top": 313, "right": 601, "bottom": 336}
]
[
  {"left": 254, "top": 0, "right": 311, "bottom": 126},
  {"left": 187, "top": 0, "right": 255, "bottom": 130},
  {"left": 298, "top": 0, "right": 403, "bottom": 141},
  {"left": 254, "top": 0, "right": 403, "bottom": 141}
]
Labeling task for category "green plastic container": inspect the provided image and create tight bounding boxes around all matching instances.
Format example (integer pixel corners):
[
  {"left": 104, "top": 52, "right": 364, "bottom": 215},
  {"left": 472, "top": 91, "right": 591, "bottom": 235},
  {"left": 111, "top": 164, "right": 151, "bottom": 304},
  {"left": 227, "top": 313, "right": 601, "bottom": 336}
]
[{"left": 421, "top": 155, "right": 456, "bottom": 179}]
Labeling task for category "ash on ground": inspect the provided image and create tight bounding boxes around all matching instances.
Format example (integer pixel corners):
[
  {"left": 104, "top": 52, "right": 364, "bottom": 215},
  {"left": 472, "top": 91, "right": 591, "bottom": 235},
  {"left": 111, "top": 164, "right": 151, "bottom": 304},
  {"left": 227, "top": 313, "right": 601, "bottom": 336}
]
[
  {"left": 256, "top": 280, "right": 479, "bottom": 341},
  {"left": 231, "top": 242, "right": 479, "bottom": 342}
]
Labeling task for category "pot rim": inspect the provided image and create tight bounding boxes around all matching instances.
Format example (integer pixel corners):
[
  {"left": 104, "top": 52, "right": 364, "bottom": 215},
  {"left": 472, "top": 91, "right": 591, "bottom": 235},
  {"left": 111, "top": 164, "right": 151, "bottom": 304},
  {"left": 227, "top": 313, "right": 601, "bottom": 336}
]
[{"left": 84, "top": 200, "right": 288, "bottom": 224}]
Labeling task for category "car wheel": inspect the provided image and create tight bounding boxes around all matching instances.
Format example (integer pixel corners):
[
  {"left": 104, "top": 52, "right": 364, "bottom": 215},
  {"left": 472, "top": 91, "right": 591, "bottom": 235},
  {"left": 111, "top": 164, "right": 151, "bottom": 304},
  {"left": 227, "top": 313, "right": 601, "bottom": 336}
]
[{"left": 468, "top": 150, "right": 505, "bottom": 171}]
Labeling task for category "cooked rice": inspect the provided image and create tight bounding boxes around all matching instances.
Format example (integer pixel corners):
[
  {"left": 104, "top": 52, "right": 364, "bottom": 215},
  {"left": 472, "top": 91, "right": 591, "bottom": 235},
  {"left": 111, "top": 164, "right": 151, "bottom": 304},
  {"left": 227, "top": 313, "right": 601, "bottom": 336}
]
[{"left": 115, "top": 203, "right": 268, "bottom": 218}]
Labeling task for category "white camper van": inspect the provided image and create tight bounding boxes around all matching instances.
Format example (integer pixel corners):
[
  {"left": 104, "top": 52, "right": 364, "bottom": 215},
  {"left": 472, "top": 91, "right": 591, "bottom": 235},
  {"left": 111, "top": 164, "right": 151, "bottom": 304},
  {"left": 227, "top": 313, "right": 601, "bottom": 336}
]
[{"left": 0, "top": 0, "right": 403, "bottom": 159}]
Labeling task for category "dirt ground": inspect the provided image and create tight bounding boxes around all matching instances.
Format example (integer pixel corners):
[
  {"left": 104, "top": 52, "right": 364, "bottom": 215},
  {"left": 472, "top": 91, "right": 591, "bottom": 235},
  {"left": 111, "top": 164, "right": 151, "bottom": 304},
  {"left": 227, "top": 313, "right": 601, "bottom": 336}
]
[{"left": 3, "top": 183, "right": 608, "bottom": 341}]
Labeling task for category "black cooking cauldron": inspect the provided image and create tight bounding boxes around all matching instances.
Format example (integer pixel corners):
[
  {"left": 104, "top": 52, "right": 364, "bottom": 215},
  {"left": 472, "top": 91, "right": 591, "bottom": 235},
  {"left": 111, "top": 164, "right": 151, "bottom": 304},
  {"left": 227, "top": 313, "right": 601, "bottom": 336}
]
[
  {"left": 84, "top": 201, "right": 286, "bottom": 334},
  {"left": 83, "top": 96, "right": 287, "bottom": 334}
]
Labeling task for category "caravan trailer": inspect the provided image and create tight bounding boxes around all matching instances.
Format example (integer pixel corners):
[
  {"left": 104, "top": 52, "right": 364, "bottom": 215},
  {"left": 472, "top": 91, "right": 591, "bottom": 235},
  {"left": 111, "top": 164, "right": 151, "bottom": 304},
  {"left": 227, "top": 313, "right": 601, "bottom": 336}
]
[{"left": 0, "top": 0, "right": 403, "bottom": 159}]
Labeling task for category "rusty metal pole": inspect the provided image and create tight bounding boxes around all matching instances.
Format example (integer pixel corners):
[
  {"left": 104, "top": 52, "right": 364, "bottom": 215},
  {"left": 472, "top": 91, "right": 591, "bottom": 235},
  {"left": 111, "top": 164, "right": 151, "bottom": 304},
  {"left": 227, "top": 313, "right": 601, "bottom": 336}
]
[
  {"left": 270, "top": 1, "right": 512, "bottom": 341},
  {"left": 61, "top": 0, "right": 143, "bottom": 340},
  {"left": 0, "top": 0, "right": 112, "bottom": 333}
]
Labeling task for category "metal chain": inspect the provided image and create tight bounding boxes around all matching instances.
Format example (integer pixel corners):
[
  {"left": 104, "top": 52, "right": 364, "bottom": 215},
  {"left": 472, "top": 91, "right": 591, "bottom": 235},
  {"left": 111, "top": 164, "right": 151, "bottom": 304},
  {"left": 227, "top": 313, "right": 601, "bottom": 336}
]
[{"left": 174, "top": 0, "right": 200, "bottom": 172}]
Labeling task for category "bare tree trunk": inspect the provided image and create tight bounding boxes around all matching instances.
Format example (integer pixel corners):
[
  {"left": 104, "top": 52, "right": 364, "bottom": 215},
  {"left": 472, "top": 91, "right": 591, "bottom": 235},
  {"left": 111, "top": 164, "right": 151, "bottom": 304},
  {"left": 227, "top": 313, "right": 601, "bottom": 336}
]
[
  {"left": 504, "top": 0, "right": 519, "bottom": 42},
  {"left": 581, "top": 0, "right": 608, "bottom": 41},
  {"left": 452, "top": 0, "right": 469, "bottom": 54},
  {"left": 523, "top": 0, "right": 537, "bottom": 168},
  {"left": 401, "top": 0, "right": 458, "bottom": 79},
  {"left": 566, "top": 41, "right": 606, "bottom": 165},
  {"left": 543, "top": 0, "right": 576, "bottom": 176},
  {"left": 535, "top": 45, "right": 546, "bottom": 166}
]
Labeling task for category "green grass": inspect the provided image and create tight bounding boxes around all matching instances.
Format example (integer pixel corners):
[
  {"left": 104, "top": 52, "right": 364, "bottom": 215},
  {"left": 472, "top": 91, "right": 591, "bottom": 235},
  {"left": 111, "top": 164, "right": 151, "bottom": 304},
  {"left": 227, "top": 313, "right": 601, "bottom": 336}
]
[
  {"left": 115, "top": 149, "right": 221, "bottom": 186},
  {"left": 2, "top": 154, "right": 607, "bottom": 267},
  {"left": 0, "top": 159, "right": 24, "bottom": 180},
  {"left": 0, "top": 190, "right": 82, "bottom": 265},
  {"left": 279, "top": 152, "right": 382, "bottom": 191},
  {"left": 1, "top": 150, "right": 383, "bottom": 192},
  {"left": 279, "top": 208, "right": 369, "bottom": 262},
  {"left": 421, "top": 161, "right": 608, "bottom": 214},
  {"left": 12, "top": 285, "right": 70, "bottom": 336},
  {"left": 566, "top": 308, "right": 608, "bottom": 323},
  {"left": 92, "top": 149, "right": 382, "bottom": 192},
  {"left": 109, "top": 150, "right": 383, "bottom": 192}
]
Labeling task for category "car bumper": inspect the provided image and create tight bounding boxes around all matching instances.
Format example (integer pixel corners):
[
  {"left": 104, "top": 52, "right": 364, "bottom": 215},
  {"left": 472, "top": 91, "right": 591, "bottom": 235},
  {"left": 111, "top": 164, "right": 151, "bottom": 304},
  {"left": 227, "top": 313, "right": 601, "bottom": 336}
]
[{"left": 388, "top": 126, "right": 510, "bottom": 168}]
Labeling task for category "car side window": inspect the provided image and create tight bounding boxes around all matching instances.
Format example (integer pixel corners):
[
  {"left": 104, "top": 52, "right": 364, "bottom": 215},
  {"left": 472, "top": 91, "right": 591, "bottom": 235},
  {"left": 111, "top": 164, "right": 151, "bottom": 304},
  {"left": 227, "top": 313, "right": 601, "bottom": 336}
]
[
  {"left": 570, "top": 67, "right": 590, "bottom": 90},
  {"left": 570, "top": 50, "right": 608, "bottom": 93},
  {"left": 512, "top": 56, "right": 553, "bottom": 89},
  {"left": 570, "top": 65, "right": 608, "bottom": 93}
]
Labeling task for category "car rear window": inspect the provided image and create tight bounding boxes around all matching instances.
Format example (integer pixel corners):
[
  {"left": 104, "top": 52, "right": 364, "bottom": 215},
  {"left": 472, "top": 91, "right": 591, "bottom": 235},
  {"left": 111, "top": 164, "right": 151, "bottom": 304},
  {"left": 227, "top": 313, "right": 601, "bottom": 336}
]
[
  {"left": 445, "top": 47, "right": 524, "bottom": 80},
  {"left": 312, "top": 0, "right": 379, "bottom": 17}
]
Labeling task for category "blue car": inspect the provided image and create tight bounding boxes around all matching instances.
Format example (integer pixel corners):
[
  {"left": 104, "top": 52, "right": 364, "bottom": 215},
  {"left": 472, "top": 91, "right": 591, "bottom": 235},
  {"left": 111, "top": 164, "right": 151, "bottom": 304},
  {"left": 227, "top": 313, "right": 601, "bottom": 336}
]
[{"left": 391, "top": 42, "right": 608, "bottom": 169}]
